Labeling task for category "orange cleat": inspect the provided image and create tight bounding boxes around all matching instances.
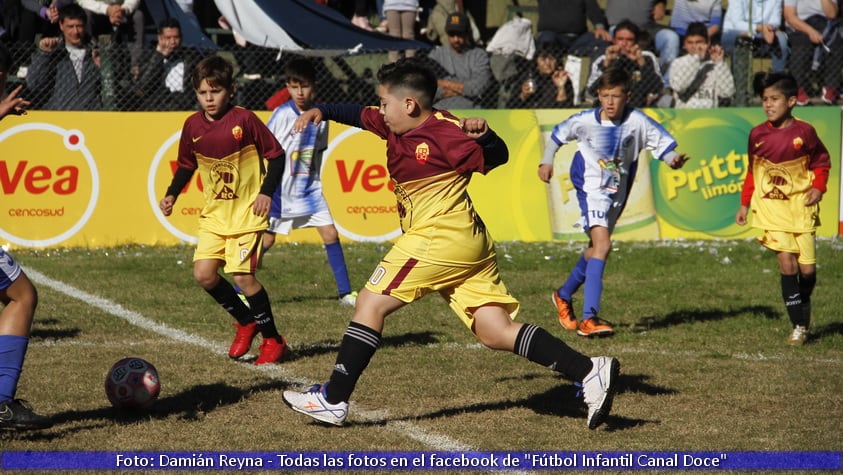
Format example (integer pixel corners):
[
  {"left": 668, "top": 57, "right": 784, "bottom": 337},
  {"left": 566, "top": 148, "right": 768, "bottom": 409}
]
[
  {"left": 577, "top": 317, "right": 614, "bottom": 337},
  {"left": 552, "top": 292, "right": 578, "bottom": 330}
]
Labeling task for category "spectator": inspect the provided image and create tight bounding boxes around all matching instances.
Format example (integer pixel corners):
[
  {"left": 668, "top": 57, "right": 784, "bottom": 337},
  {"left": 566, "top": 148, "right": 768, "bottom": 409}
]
[
  {"left": 670, "top": 21, "right": 735, "bottom": 108},
  {"left": 585, "top": 19, "right": 663, "bottom": 108},
  {"left": 605, "top": 0, "right": 679, "bottom": 82},
  {"left": 783, "top": 0, "right": 843, "bottom": 105},
  {"left": 506, "top": 46, "right": 573, "bottom": 109},
  {"left": 19, "top": 1, "right": 74, "bottom": 46},
  {"left": 669, "top": 0, "right": 723, "bottom": 41},
  {"left": 423, "top": 11, "right": 491, "bottom": 109},
  {"left": 351, "top": 0, "right": 374, "bottom": 30},
  {"left": 383, "top": 0, "right": 418, "bottom": 63},
  {"left": 722, "top": 0, "right": 789, "bottom": 74},
  {"left": 423, "top": 0, "right": 481, "bottom": 46},
  {"left": 76, "top": 0, "right": 145, "bottom": 76},
  {"left": 26, "top": 3, "right": 102, "bottom": 110},
  {"left": 535, "top": 0, "right": 611, "bottom": 58},
  {"left": 135, "top": 18, "right": 199, "bottom": 111}
]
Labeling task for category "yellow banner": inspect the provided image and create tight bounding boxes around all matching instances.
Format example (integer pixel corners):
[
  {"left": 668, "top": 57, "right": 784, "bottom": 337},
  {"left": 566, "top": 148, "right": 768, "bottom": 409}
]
[{"left": 0, "top": 109, "right": 838, "bottom": 249}]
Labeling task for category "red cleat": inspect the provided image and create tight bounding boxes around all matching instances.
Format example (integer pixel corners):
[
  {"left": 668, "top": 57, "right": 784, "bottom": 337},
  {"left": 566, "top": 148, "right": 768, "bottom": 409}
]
[
  {"left": 229, "top": 322, "right": 258, "bottom": 358},
  {"left": 255, "top": 336, "right": 289, "bottom": 365}
]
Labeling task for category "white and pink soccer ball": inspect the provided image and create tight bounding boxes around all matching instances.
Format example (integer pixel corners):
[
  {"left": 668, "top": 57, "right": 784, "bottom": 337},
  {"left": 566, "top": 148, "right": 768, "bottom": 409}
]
[{"left": 104, "top": 357, "right": 161, "bottom": 409}]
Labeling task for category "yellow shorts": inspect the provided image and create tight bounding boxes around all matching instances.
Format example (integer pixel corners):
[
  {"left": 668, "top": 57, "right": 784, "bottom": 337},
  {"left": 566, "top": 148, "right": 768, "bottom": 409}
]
[
  {"left": 194, "top": 229, "right": 264, "bottom": 274},
  {"left": 759, "top": 230, "right": 816, "bottom": 265},
  {"left": 365, "top": 245, "right": 520, "bottom": 330}
]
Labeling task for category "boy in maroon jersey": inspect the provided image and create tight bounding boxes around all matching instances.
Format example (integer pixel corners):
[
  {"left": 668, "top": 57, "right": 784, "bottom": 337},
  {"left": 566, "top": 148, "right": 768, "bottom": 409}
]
[
  {"left": 159, "top": 56, "right": 288, "bottom": 364},
  {"left": 282, "top": 58, "right": 619, "bottom": 430},
  {"left": 736, "top": 72, "right": 831, "bottom": 346}
]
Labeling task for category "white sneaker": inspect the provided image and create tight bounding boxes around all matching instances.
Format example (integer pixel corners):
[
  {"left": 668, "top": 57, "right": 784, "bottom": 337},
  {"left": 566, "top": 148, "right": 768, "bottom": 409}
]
[
  {"left": 582, "top": 356, "right": 620, "bottom": 430},
  {"left": 282, "top": 384, "right": 348, "bottom": 426},
  {"left": 787, "top": 325, "right": 808, "bottom": 346},
  {"left": 338, "top": 291, "right": 358, "bottom": 307}
]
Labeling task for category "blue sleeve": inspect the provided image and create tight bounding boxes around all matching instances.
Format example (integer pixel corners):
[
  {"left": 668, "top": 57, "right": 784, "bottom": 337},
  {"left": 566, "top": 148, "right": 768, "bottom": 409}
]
[{"left": 315, "top": 103, "right": 365, "bottom": 129}]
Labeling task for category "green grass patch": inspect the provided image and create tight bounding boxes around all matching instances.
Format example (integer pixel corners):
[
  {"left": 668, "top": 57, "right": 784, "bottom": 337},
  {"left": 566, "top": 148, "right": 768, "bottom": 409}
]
[{"left": 2, "top": 239, "right": 842, "bottom": 473}]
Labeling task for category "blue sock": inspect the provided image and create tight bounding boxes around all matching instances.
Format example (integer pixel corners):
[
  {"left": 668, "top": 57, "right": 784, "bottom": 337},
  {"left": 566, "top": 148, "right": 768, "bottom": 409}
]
[
  {"left": 582, "top": 258, "right": 606, "bottom": 319},
  {"left": 325, "top": 241, "right": 352, "bottom": 296},
  {"left": 558, "top": 255, "right": 587, "bottom": 301},
  {"left": 0, "top": 335, "right": 28, "bottom": 402}
]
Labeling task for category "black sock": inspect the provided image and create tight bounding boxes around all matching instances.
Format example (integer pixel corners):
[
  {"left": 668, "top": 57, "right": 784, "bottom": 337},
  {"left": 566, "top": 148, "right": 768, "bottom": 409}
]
[
  {"left": 799, "top": 272, "right": 816, "bottom": 325},
  {"left": 205, "top": 277, "right": 253, "bottom": 326},
  {"left": 781, "top": 274, "right": 806, "bottom": 327},
  {"left": 245, "top": 287, "right": 280, "bottom": 340},
  {"left": 325, "top": 321, "right": 381, "bottom": 404},
  {"left": 514, "top": 324, "right": 593, "bottom": 381}
]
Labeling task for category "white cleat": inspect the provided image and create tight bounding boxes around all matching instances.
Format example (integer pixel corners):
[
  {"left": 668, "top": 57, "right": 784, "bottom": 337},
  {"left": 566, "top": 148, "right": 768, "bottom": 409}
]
[
  {"left": 582, "top": 356, "right": 620, "bottom": 429},
  {"left": 282, "top": 384, "right": 348, "bottom": 426}
]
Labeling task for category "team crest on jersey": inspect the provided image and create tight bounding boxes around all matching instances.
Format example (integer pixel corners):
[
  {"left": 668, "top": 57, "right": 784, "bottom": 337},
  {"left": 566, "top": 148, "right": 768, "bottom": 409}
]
[
  {"left": 210, "top": 161, "right": 239, "bottom": 200},
  {"left": 761, "top": 167, "right": 792, "bottom": 201},
  {"left": 415, "top": 142, "right": 430, "bottom": 164},
  {"left": 792, "top": 136, "right": 803, "bottom": 151},
  {"left": 232, "top": 125, "right": 243, "bottom": 142}
]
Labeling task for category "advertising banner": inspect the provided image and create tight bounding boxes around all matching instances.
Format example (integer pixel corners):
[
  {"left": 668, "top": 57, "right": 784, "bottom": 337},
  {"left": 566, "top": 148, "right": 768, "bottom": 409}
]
[{"left": 0, "top": 109, "right": 838, "bottom": 249}]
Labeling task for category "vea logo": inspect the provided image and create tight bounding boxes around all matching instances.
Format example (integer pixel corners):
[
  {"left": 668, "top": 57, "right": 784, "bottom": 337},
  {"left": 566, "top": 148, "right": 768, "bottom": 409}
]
[
  {"left": 149, "top": 126, "right": 402, "bottom": 244},
  {"left": 322, "top": 127, "right": 401, "bottom": 242},
  {"left": 0, "top": 124, "right": 99, "bottom": 247},
  {"left": 148, "top": 131, "right": 205, "bottom": 243}
]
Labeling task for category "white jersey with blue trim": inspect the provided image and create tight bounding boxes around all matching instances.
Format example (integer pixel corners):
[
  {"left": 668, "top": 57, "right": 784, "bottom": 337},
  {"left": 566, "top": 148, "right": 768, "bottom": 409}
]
[
  {"left": 542, "top": 107, "right": 678, "bottom": 202},
  {"left": 266, "top": 100, "right": 330, "bottom": 219},
  {"left": 0, "top": 248, "right": 22, "bottom": 290}
]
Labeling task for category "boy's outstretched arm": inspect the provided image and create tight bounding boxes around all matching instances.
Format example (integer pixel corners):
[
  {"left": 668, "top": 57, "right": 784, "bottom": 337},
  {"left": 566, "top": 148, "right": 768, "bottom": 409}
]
[
  {"left": 667, "top": 153, "right": 690, "bottom": 169},
  {"left": 292, "top": 104, "right": 365, "bottom": 133},
  {"left": 461, "top": 117, "right": 508, "bottom": 173},
  {"left": 0, "top": 85, "right": 30, "bottom": 120}
]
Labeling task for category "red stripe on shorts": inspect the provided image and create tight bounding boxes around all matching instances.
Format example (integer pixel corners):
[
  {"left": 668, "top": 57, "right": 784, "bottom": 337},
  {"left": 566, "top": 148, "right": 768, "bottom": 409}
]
[{"left": 383, "top": 258, "right": 418, "bottom": 295}]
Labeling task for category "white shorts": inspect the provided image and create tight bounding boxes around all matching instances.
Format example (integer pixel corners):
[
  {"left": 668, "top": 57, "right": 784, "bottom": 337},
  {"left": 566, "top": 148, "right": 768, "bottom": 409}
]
[
  {"left": 267, "top": 209, "right": 335, "bottom": 235},
  {"left": 0, "top": 249, "right": 23, "bottom": 291},
  {"left": 577, "top": 192, "right": 623, "bottom": 233}
]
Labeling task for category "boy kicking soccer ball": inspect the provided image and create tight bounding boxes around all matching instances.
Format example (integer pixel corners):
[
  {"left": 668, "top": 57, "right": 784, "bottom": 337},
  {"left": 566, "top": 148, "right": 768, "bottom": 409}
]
[{"left": 281, "top": 58, "right": 619, "bottom": 430}]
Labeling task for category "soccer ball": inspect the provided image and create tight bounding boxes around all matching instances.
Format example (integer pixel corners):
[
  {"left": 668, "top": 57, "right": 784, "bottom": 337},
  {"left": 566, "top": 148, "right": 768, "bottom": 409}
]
[{"left": 104, "top": 357, "right": 160, "bottom": 409}]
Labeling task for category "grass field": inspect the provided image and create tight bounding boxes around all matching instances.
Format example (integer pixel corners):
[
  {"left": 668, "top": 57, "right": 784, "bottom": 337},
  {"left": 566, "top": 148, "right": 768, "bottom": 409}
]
[{"left": 1, "top": 238, "right": 842, "bottom": 474}]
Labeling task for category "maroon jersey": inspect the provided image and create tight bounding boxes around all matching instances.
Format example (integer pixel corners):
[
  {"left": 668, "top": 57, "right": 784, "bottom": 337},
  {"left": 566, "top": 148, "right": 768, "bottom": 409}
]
[
  {"left": 177, "top": 106, "right": 285, "bottom": 234},
  {"left": 741, "top": 118, "right": 831, "bottom": 232},
  {"left": 359, "top": 107, "right": 486, "bottom": 234}
]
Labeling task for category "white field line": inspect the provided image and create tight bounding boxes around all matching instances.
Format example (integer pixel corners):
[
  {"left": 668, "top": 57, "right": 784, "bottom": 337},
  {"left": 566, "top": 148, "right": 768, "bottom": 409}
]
[{"left": 23, "top": 267, "right": 482, "bottom": 455}]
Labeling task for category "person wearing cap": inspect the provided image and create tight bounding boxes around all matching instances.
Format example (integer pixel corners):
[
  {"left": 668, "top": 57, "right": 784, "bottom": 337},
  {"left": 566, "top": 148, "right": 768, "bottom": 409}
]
[
  {"left": 421, "top": 11, "right": 492, "bottom": 109},
  {"left": 535, "top": 0, "right": 611, "bottom": 58}
]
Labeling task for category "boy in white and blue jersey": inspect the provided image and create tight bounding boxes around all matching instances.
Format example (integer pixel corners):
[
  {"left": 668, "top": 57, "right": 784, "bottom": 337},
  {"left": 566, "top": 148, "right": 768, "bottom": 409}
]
[
  {"left": 264, "top": 58, "right": 356, "bottom": 306},
  {"left": 539, "top": 67, "right": 690, "bottom": 337}
]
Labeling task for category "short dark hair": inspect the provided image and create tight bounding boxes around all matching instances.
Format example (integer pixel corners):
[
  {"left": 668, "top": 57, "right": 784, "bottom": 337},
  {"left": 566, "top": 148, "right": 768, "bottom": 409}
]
[
  {"left": 596, "top": 66, "right": 631, "bottom": 93},
  {"left": 158, "top": 17, "right": 182, "bottom": 34},
  {"left": 376, "top": 58, "right": 437, "bottom": 109},
  {"left": 753, "top": 71, "right": 798, "bottom": 99},
  {"left": 614, "top": 19, "right": 640, "bottom": 41},
  {"left": 285, "top": 58, "right": 317, "bottom": 85},
  {"left": 59, "top": 3, "right": 86, "bottom": 23},
  {"left": 192, "top": 55, "right": 234, "bottom": 91},
  {"left": 685, "top": 22, "right": 708, "bottom": 41}
]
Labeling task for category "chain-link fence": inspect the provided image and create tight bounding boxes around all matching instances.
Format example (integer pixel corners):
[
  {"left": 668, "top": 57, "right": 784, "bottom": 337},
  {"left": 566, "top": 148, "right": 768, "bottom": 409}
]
[{"left": 4, "top": 34, "right": 841, "bottom": 112}]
